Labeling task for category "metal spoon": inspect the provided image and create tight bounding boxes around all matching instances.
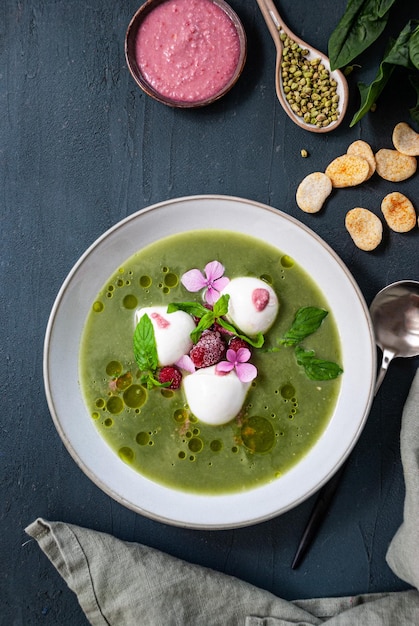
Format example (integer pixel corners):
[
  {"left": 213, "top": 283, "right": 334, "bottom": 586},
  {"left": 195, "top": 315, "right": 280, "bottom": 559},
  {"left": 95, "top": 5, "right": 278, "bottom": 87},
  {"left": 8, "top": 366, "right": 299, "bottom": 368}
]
[
  {"left": 255, "top": 0, "right": 348, "bottom": 133},
  {"left": 292, "top": 279, "right": 419, "bottom": 569},
  {"left": 370, "top": 280, "right": 419, "bottom": 394}
]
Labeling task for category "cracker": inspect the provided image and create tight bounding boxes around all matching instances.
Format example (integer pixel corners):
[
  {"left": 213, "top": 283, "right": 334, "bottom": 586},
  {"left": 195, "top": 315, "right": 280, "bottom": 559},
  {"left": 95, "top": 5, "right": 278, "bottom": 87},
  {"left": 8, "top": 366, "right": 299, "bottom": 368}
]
[
  {"left": 296, "top": 172, "right": 333, "bottom": 213},
  {"left": 347, "top": 140, "right": 376, "bottom": 179},
  {"left": 381, "top": 192, "right": 417, "bottom": 232},
  {"left": 392, "top": 122, "right": 419, "bottom": 156},
  {"left": 325, "top": 154, "right": 370, "bottom": 188},
  {"left": 375, "top": 149, "right": 417, "bottom": 181},
  {"left": 345, "top": 208, "right": 383, "bottom": 251}
]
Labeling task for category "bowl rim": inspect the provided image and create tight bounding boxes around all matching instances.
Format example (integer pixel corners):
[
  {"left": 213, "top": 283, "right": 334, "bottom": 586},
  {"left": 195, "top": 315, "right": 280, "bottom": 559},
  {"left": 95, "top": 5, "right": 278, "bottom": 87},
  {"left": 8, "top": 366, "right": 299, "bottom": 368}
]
[
  {"left": 125, "top": 0, "right": 247, "bottom": 108},
  {"left": 44, "top": 194, "right": 376, "bottom": 529}
]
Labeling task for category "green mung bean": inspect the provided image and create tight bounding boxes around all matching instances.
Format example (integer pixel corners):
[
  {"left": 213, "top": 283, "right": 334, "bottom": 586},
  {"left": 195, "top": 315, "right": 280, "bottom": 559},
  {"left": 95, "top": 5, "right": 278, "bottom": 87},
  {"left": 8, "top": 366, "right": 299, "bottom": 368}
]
[{"left": 279, "top": 32, "right": 339, "bottom": 127}]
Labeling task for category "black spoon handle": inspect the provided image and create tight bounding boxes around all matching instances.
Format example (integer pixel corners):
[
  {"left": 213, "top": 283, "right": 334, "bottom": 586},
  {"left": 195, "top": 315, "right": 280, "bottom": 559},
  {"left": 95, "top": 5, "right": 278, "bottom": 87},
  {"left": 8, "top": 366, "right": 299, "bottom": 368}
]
[{"left": 291, "top": 461, "right": 347, "bottom": 569}]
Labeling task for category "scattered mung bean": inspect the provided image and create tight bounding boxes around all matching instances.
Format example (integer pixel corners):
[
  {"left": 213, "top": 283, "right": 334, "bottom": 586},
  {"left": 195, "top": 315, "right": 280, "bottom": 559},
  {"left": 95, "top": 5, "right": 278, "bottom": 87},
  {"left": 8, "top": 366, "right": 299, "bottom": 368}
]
[{"left": 279, "top": 32, "right": 340, "bottom": 128}]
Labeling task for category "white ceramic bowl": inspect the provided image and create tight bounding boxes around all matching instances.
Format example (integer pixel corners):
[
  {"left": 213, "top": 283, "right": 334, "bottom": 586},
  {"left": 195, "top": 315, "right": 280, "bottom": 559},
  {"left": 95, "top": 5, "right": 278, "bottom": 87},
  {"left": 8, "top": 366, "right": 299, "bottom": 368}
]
[{"left": 44, "top": 195, "right": 376, "bottom": 529}]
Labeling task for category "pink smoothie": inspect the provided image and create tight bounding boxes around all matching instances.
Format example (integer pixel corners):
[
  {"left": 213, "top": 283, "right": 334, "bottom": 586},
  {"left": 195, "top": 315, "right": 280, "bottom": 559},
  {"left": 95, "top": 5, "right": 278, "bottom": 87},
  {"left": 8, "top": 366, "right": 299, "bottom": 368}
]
[{"left": 135, "top": 0, "right": 241, "bottom": 103}]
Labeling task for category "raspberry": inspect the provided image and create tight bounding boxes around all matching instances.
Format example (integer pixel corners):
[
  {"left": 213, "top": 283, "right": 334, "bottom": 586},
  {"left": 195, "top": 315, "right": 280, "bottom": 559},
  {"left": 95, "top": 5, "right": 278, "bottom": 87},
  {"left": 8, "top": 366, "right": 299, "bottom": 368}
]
[
  {"left": 190, "top": 330, "right": 226, "bottom": 368},
  {"left": 228, "top": 337, "right": 251, "bottom": 353},
  {"left": 158, "top": 366, "right": 182, "bottom": 390}
]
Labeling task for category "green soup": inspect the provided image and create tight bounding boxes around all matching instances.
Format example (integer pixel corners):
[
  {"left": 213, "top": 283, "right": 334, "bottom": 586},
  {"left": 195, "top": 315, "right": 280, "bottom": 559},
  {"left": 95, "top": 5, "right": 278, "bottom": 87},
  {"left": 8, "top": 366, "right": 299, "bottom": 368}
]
[{"left": 79, "top": 230, "right": 342, "bottom": 494}]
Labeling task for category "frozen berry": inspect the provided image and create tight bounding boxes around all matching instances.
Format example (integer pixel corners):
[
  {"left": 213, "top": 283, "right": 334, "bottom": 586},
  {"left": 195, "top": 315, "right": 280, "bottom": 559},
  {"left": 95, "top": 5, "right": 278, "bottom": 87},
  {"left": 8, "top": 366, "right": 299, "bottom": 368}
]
[
  {"left": 158, "top": 366, "right": 182, "bottom": 390},
  {"left": 228, "top": 337, "right": 250, "bottom": 353},
  {"left": 190, "top": 330, "right": 226, "bottom": 368}
]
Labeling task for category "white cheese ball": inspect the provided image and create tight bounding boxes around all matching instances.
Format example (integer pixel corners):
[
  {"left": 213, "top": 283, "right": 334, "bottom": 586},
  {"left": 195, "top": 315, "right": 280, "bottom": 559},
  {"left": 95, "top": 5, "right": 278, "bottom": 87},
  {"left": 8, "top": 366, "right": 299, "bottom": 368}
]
[
  {"left": 135, "top": 306, "right": 195, "bottom": 366},
  {"left": 221, "top": 277, "right": 279, "bottom": 336},
  {"left": 183, "top": 366, "right": 250, "bottom": 425}
]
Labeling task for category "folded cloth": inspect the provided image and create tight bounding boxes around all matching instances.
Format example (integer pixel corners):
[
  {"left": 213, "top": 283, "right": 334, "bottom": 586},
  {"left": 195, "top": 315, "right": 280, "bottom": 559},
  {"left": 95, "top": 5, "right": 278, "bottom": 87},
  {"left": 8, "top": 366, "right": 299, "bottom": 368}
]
[{"left": 25, "top": 369, "right": 419, "bottom": 626}]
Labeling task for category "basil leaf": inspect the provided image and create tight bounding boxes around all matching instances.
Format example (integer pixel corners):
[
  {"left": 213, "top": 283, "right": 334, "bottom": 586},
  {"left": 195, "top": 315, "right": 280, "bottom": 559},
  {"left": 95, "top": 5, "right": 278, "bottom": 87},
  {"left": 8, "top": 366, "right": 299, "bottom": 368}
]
[
  {"left": 167, "top": 301, "right": 208, "bottom": 318},
  {"left": 133, "top": 314, "right": 158, "bottom": 372},
  {"left": 328, "top": 0, "right": 396, "bottom": 70},
  {"left": 279, "top": 307, "right": 328, "bottom": 347},
  {"left": 217, "top": 318, "right": 265, "bottom": 348},
  {"left": 295, "top": 347, "right": 343, "bottom": 381}
]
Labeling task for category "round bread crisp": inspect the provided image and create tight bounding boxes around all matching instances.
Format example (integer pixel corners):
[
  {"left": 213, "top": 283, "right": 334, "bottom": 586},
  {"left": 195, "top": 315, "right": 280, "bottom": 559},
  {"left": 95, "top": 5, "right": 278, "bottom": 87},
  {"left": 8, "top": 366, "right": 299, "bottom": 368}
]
[
  {"left": 325, "top": 154, "right": 370, "bottom": 188},
  {"left": 347, "top": 140, "right": 376, "bottom": 179},
  {"left": 375, "top": 149, "right": 417, "bottom": 181},
  {"left": 392, "top": 122, "right": 419, "bottom": 156},
  {"left": 345, "top": 208, "right": 383, "bottom": 251},
  {"left": 296, "top": 172, "right": 333, "bottom": 213},
  {"left": 381, "top": 192, "right": 417, "bottom": 232}
]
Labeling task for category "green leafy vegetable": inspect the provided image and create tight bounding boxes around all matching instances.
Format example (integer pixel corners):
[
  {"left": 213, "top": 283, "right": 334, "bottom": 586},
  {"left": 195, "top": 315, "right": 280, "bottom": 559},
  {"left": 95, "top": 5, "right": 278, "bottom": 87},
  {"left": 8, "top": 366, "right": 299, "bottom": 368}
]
[
  {"left": 408, "top": 22, "right": 419, "bottom": 70},
  {"left": 267, "top": 306, "right": 342, "bottom": 381},
  {"left": 295, "top": 347, "right": 344, "bottom": 381},
  {"left": 167, "top": 295, "right": 264, "bottom": 347},
  {"left": 133, "top": 314, "right": 158, "bottom": 371},
  {"left": 167, "top": 301, "right": 208, "bottom": 318},
  {"left": 328, "top": 0, "right": 397, "bottom": 71},
  {"left": 349, "top": 52, "right": 395, "bottom": 126},
  {"left": 133, "top": 314, "right": 169, "bottom": 389},
  {"left": 350, "top": 20, "right": 419, "bottom": 126},
  {"left": 409, "top": 74, "right": 419, "bottom": 123},
  {"left": 328, "top": 0, "right": 419, "bottom": 126},
  {"left": 216, "top": 318, "right": 264, "bottom": 348},
  {"left": 278, "top": 307, "right": 328, "bottom": 347}
]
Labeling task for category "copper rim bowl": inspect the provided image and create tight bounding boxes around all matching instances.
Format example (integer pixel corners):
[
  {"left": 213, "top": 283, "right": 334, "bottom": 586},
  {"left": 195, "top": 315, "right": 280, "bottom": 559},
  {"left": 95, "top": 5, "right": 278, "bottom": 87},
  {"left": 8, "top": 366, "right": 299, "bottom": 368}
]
[{"left": 125, "top": 0, "right": 247, "bottom": 108}]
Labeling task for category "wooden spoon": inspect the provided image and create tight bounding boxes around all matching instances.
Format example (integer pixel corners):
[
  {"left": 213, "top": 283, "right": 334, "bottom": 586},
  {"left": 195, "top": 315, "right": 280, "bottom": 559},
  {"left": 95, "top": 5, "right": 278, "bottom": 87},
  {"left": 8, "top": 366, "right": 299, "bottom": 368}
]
[{"left": 256, "top": 0, "right": 348, "bottom": 133}]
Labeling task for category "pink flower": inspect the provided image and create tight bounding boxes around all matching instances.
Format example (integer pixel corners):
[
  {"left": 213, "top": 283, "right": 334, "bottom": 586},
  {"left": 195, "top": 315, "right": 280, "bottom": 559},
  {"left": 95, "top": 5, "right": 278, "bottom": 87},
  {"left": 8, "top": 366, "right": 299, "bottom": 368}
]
[
  {"left": 175, "top": 354, "right": 196, "bottom": 373},
  {"left": 181, "top": 261, "right": 230, "bottom": 305},
  {"left": 215, "top": 348, "right": 257, "bottom": 383}
]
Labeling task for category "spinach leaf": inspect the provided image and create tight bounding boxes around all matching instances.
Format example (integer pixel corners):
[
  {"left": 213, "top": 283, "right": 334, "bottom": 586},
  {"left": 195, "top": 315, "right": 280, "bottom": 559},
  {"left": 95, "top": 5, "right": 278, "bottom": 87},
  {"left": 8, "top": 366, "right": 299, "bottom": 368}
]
[
  {"left": 133, "top": 314, "right": 158, "bottom": 372},
  {"left": 349, "top": 54, "right": 394, "bottom": 126},
  {"left": 409, "top": 74, "right": 419, "bottom": 124},
  {"left": 385, "top": 20, "right": 419, "bottom": 68},
  {"left": 328, "top": 0, "right": 397, "bottom": 70},
  {"left": 409, "top": 23, "right": 419, "bottom": 69},
  {"left": 295, "top": 347, "right": 344, "bottom": 381},
  {"left": 279, "top": 307, "right": 328, "bottom": 347},
  {"left": 350, "top": 21, "right": 418, "bottom": 126}
]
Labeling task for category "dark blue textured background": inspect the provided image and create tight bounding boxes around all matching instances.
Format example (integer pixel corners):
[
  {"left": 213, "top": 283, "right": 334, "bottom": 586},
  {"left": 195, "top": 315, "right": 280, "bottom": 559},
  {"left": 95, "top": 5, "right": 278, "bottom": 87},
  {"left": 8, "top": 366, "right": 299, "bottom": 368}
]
[{"left": 1, "top": 0, "right": 418, "bottom": 623}]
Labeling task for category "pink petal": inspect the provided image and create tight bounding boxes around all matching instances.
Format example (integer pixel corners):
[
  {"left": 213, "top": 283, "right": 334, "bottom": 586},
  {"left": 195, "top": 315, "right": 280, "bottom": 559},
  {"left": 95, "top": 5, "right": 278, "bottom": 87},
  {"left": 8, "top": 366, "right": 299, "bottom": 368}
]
[
  {"left": 204, "top": 260, "right": 225, "bottom": 282},
  {"left": 236, "top": 347, "right": 251, "bottom": 363},
  {"left": 213, "top": 276, "right": 230, "bottom": 292},
  {"left": 226, "top": 348, "right": 238, "bottom": 363},
  {"left": 175, "top": 355, "right": 196, "bottom": 373},
  {"left": 181, "top": 269, "right": 207, "bottom": 292},
  {"left": 215, "top": 361, "right": 234, "bottom": 374},
  {"left": 204, "top": 286, "right": 221, "bottom": 306},
  {"left": 236, "top": 362, "right": 257, "bottom": 383}
]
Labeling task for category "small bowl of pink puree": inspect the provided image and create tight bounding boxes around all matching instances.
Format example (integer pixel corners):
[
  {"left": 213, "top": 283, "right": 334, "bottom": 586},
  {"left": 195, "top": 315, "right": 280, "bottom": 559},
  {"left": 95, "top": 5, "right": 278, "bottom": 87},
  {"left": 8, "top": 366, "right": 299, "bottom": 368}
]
[{"left": 125, "top": 0, "right": 247, "bottom": 107}]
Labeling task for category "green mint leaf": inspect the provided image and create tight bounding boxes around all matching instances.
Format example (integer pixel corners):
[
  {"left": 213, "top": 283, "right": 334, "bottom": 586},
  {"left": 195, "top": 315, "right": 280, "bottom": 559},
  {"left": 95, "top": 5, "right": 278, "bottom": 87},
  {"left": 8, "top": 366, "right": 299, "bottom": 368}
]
[
  {"left": 213, "top": 294, "right": 230, "bottom": 317},
  {"left": 279, "top": 307, "right": 328, "bottom": 347},
  {"left": 217, "top": 318, "right": 265, "bottom": 348},
  {"left": 167, "top": 301, "right": 208, "bottom": 317},
  {"left": 191, "top": 310, "right": 216, "bottom": 343},
  {"left": 295, "top": 346, "right": 343, "bottom": 381},
  {"left": 133, "top": 314, "right": 158, "bottom": 372}
]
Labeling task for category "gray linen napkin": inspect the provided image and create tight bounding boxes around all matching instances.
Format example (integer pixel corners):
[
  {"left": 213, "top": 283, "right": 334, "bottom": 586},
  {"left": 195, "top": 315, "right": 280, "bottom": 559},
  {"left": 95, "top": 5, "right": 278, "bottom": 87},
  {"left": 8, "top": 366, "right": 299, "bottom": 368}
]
[{"left": 25, "top": 369, "right": 419, "bottom": 625}]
